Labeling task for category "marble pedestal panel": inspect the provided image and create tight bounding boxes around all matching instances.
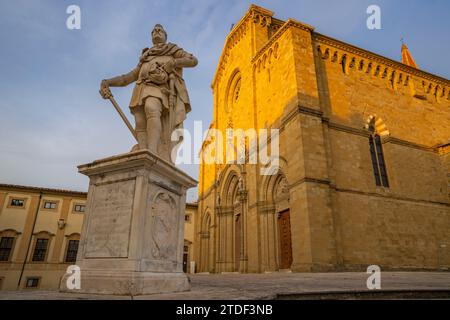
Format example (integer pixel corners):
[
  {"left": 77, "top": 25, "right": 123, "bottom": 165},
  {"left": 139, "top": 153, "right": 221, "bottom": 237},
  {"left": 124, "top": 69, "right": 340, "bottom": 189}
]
[{"left": 60, "top": 150, "right": 197, "bottom": 295}]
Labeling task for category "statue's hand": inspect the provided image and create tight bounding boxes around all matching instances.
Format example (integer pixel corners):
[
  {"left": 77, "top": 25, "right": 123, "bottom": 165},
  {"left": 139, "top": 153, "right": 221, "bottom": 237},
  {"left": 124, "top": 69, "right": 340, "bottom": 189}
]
[{"left": 99, "top": 80, "right": 112, "bottom": 99}]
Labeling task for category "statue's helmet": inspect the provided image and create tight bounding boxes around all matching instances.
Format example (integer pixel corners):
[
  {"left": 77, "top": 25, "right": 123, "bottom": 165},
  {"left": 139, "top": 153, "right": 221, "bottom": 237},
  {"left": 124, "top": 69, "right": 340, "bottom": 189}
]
[{"left": 152, "top": 24, "right": 167, "bottom": 44}]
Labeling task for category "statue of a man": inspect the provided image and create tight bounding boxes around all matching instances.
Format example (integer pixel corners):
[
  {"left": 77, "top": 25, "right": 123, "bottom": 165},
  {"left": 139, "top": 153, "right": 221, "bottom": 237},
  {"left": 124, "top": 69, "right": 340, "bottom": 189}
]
[{"left": 100, "top": 24, "right": 198, "bottom": 162}]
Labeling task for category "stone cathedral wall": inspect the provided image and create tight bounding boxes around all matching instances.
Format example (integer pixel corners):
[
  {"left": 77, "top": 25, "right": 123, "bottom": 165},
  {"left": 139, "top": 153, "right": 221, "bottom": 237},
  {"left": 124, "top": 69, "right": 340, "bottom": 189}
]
[{"left": 196, "top": 5, "right": 450, "bottom": 272}]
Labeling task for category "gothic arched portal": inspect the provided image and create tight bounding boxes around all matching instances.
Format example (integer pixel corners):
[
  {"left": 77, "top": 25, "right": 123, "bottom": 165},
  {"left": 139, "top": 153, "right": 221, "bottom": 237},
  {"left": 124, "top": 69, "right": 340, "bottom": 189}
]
[
  {"left": 261, "top": 170, "right": 292, "bottom": 271},
  {"left": 273, "top": 175, "right": 292, "bottom": 270},
  {"left": 217, "top": 166, "right": 245, "bottom": 273},
  {"left": 199, "top": 210, "right": 212, "bottom": 272}
]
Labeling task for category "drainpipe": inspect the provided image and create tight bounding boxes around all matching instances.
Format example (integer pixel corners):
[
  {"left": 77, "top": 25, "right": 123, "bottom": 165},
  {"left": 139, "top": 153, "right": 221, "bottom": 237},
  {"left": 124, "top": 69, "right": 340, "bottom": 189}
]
[{"left": 17, "top": 191, "right": 43, "bottom": 289}]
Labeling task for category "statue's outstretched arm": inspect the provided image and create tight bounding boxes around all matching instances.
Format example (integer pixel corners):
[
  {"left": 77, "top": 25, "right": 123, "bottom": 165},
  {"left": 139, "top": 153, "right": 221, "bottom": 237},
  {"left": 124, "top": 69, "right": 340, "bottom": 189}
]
[{"left": 103, "top": 67, "right": 139, "bottom": 87}]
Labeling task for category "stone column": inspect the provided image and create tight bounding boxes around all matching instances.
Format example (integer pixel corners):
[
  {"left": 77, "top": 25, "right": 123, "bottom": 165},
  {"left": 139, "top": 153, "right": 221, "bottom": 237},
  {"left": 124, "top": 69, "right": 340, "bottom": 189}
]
[
  {"left": 238, "top": 189, "right": 248, "bottom": 273},
  {"left": 60, "top": 150, "right": 197, "bottom": 295}
]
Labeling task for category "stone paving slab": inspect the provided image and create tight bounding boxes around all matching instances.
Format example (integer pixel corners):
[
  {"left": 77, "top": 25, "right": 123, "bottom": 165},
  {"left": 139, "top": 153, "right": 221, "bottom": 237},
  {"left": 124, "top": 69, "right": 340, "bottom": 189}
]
[{"left": 0, "top": 272, "right": 449, "bottom": 300}]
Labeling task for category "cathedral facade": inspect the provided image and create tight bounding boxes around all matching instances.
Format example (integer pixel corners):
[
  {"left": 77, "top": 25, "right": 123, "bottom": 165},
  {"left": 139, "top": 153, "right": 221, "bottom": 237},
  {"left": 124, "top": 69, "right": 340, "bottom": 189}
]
[{"left": 194, "top": 5, "right": 450, "bottom": 273}]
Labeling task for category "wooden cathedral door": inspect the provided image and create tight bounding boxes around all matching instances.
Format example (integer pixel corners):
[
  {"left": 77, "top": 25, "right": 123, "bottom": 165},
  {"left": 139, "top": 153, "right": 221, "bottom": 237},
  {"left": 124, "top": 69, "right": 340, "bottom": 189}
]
[{"left": 278, "top": 210, "right": 293, "bottom": 269}]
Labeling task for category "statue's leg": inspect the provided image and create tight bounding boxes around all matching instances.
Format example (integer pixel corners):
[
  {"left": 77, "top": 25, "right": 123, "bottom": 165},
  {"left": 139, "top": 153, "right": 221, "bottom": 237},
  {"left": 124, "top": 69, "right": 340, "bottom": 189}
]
[
  {"left": 134, "top": 108, "right": 148, "bottom": 150},
  {"left": 144, "top": 97, "right": 163, "bottom": 153}
]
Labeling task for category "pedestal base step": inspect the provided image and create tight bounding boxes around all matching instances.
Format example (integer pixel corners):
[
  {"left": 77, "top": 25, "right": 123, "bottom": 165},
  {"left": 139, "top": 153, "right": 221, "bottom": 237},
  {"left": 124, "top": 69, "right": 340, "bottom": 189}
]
[{"left": 60, "top": 271, "right": 190, "bottom": 296}]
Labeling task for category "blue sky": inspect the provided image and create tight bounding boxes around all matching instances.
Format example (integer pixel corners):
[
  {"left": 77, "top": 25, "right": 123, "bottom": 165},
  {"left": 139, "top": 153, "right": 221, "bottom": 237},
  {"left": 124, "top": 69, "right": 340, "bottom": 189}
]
[{"left": 0, "top": 0, "right": 449, "bottom": 202}]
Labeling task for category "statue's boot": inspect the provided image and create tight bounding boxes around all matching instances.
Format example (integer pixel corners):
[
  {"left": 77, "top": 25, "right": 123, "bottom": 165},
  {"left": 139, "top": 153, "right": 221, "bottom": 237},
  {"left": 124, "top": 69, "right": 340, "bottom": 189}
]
[{"left": 132, "top": 130, "right": 148, "bottom": 152}]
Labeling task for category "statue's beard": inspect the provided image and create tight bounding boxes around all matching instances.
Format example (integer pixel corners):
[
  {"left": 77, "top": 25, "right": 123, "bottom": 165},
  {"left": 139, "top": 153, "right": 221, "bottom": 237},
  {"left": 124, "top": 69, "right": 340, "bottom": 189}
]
[{"left": 152, "top": 35, "right": 166, "bottom": 45}]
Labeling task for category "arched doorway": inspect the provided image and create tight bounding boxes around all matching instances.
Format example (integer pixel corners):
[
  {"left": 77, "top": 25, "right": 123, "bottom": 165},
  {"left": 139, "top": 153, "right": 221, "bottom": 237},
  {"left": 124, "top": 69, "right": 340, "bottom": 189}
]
[
  {"left": 218, "top": 167, "right": 245, "bottom": 273},
  {"left": 274, "top": 175, "right": 292, "bottom": 270},
  {"left": 200, "top": 211, "right": 211, "bottom": 272},
  {"left": 259, "top": 170, "right": 292, "bottom": 272}
]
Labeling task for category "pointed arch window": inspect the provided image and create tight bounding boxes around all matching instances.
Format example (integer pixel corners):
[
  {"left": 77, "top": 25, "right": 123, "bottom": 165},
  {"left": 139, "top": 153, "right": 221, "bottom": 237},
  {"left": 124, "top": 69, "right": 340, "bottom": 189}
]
[
  {"left": 225, "top": 70, "right": 241, "bottom": 114},
  {"left": 368, "top": 120, "right": 389, "bottom": 187}
]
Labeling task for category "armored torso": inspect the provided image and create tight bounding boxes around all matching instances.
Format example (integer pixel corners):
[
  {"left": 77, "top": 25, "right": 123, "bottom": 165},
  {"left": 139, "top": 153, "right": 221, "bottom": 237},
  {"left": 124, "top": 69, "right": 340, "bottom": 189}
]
[
  {"left": 137, "top": 55, "right": 173, "bottom": 87},
  {"left": 130, "top": 54, "right": 174, "bottom": 110}
]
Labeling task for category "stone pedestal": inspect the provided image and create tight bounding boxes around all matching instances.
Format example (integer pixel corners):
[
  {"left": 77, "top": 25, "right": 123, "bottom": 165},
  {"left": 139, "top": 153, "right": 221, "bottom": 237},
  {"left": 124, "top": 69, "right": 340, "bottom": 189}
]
[{"left": 60, "top": 150, "right": 197, "bottom": 295}]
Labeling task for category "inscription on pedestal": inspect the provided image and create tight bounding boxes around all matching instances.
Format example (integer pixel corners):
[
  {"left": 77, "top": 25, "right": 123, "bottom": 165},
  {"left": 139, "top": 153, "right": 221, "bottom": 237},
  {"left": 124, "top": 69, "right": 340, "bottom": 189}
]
[{"left": 85, "top": 180, "right": 135, "bottom": 258}]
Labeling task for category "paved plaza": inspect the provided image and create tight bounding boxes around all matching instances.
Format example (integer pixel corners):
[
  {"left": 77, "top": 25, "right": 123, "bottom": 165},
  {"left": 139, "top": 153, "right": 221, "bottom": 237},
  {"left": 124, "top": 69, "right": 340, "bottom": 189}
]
[{"left": 0, "top": 272, "right": 449, "bottom": 300}]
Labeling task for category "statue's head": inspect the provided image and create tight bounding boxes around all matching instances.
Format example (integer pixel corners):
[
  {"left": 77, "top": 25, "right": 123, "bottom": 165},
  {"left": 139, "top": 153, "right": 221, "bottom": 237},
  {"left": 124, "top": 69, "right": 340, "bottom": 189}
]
[{"left": 152, "top": 24, "right": 167, "bottom": 45}]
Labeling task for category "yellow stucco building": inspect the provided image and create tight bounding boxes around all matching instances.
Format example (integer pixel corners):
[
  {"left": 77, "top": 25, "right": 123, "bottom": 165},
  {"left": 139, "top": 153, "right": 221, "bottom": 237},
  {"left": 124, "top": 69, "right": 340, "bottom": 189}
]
[
  {"left": 194, "top": 5, "right": 450, "bottom": 273},
  {"left": 184, "top": 203, "right": 198, "bottom": 273},
  {"left": 0, "top": 183, "right": 197, "bottom": 291},
  {"left": 0, "top": 184, "right": 86, "bottom": 290}
]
